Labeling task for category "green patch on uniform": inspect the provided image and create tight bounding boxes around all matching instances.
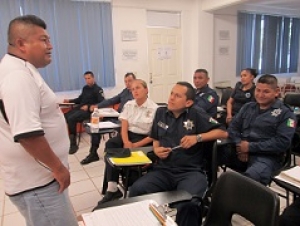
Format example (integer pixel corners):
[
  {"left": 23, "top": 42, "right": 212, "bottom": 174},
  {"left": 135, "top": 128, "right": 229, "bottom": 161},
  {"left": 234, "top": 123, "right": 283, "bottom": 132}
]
[
  {"left": 209, "top": 117, "right": 218, "bottom": 124},
  {"left": 287, "top": 118, "right": 296, "bottom": 128},
  {"left": 207, "top": 95, "right": 214, "bottom": 103}
]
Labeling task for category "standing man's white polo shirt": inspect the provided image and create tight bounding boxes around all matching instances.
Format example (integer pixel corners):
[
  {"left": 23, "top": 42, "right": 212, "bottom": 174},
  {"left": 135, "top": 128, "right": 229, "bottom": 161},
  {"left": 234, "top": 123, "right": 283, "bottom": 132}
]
[{"left": 0, "top": 54, "right": 69, "bottom": 195}]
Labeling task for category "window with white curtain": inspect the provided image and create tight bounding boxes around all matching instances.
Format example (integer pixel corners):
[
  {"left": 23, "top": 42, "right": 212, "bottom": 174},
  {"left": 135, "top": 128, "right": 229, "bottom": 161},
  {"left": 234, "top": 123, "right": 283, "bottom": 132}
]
[
  {"left": 0, "top": 0, "right": 115, "bottom": 92},
  {"left": 236, "top": 12, "right": 300, "bottom": 75}
]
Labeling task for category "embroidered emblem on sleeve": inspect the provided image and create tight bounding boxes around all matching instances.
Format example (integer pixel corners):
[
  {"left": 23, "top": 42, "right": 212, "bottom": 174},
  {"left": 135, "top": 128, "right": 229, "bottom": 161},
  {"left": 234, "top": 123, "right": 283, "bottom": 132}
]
[
  {"left": 207, "top": 95, "right": 214, "bottom": 103},
  {"left": 271, "top": 108, "right": 282, "bottom": 117},
  {"left": 287, "top": 118, "right": 296, "bottom": 128},
  {"left": 183, "top": 120, "right": 194, "bottom": 130}
]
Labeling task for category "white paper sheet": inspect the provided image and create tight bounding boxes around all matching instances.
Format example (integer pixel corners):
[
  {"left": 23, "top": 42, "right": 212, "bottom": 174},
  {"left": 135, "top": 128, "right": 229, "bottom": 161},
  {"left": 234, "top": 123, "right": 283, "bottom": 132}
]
[
  {"left": 82, "top": 200, "right": 162, "bottom": 226},
  {"left": 87, "top": 121, "right": 120, "bottom": 129}
]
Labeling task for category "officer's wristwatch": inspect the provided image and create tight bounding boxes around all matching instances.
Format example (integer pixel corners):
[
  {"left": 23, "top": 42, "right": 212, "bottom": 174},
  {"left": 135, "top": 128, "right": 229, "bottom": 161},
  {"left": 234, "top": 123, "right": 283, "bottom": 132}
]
[{"left": 196, "top": 134, "right": 202, "bottom": 143}]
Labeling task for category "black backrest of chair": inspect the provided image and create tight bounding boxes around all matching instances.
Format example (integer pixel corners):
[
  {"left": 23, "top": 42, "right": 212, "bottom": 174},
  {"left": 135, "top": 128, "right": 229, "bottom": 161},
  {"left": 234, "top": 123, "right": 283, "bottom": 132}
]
[
  {"left": 284, "top": 93, "right": 300, "bottom": 108},
  {"left": 204, "top": 172, "right": 279, "bottom": 226},
  {"left": 220, "top": 88, "right": 233, "bottom": 106}
]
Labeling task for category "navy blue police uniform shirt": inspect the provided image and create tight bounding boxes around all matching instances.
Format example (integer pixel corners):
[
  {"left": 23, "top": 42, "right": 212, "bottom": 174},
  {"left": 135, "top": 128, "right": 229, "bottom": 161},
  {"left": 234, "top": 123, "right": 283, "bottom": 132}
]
[
  {"left": 150, "top": 107, "right": 224, "bottom": 172},
  {"left": 228, "top": 99, "right": 296, "bottom": 155},
  {"left": 70, "top": 83, "right": 104, "bottom": 110},
  {"left": 194, "top": 85, "right": 219, "bottom": 117},
  {"left": 97, "top": 88, "right": 133, "bottom": 112},
  {"left": 231, "top": 82, "right": 255, "bottom": 115}
]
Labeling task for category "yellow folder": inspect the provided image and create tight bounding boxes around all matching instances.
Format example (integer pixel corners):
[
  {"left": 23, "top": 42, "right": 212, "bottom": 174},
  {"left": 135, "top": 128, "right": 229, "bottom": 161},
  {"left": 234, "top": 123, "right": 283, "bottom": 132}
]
[{"left": 109, "top": 151, "right": 152, "bottom": 166}]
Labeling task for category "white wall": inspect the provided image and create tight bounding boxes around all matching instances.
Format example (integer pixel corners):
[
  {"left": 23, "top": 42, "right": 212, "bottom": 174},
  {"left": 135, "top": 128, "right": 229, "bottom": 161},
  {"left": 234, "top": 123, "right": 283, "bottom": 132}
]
[
  {"left": 111, "top": 0, "right": 210, "bottom": 90},
  {"left": 213, "top": 14, "right": 237, "bottom": 87}
]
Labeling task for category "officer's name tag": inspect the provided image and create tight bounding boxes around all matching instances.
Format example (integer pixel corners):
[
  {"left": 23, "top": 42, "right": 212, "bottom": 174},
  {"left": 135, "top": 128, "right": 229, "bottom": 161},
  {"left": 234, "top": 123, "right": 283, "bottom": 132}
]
[{"left": 158, "top": 121, "right": 168, "bottom": 130}]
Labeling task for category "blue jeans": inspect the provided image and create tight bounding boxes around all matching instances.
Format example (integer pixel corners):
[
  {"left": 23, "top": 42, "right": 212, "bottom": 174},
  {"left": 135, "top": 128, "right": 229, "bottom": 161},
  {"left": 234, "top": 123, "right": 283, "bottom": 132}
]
[{"left": 9, "top": 181, "right": 78, "bottom": 226}]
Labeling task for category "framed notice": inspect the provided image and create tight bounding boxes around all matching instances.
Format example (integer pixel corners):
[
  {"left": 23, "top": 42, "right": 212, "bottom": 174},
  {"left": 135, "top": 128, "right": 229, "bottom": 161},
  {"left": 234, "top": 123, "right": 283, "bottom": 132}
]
[
  {"left": 121, "top": 30, "right": 138, "bottom": 41},
  {"left": 218, "top": 46, "right": 229, "bottom": 55},
  {"left": 219, "top": 30, "right": 230, "bottom": 40},
  {"left": 122, "top": 49, "right": 138, "bottom": 60}
]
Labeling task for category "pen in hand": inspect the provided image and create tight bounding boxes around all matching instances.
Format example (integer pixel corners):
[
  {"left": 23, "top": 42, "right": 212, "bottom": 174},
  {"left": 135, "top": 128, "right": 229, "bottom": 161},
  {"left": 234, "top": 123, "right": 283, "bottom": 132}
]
[{"left": 171, "top": 145, "right": 182, "bottom": 151}]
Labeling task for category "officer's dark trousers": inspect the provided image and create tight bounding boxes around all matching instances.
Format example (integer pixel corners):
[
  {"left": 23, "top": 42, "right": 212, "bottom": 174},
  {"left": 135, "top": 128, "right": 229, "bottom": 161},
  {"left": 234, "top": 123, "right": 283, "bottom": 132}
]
[
  {"left": 64, "top": 109, "right": 90, "bottom": 135},
  {"left": 280, "top": 197, "right": 300, "bottom": 226},
  {"left": 90, "top": 118, "right": 121, "bottom": 148},
  {"left": 176, "top": 202, "right": 202, "bottom": 226},
  {"left": 222, "top": 147, "right": 281, "bottom": 185},
  {"left": 104, "top": 131, "right": 149, "bottom": 187},
  {"left": 129, "top": 168, "right": 208, "bottom": 199}
]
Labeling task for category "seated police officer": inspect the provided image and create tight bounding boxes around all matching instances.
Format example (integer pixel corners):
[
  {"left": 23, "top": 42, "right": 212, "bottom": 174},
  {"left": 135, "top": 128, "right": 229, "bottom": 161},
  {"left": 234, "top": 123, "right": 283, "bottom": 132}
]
[
  {"left": 129, "top": 81, "right": 227, "bottom": 203},
  {"left": 193, "top": 69, "right": 219, "bottom": 118},
  {"left": 96, "top": 79, "right": 158, "bottom": 204},
  {"left": 227, "top": 74, "right": 296, "bottom": 185},
  {"left": 80, "top": 72, "right": 135, "bottom": 165},
  {"left": 226, "top": 68, "right": 257, "bottom": 124},
  {"left": 64, "top": 71, "right": 104, "bottom": 154}
]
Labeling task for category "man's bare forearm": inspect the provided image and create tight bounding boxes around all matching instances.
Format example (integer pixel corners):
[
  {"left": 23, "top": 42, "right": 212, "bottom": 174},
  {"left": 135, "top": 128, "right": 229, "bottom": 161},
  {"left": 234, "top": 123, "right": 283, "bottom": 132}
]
[{"left": 19, "top": 135, "right": 63, "bottom": 172}]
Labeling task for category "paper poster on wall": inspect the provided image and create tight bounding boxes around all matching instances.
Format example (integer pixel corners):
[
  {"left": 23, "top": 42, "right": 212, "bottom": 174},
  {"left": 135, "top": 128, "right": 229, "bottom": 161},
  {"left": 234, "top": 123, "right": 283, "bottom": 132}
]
[
  {"left": 219, "top": 30, "right": 230, "bottom": 40},
  {"left": 121, "top": 30, "right": 138, "bottom": 41},
  {"left": 122, "top": 49, "right": 138, "bottom": 60},
  {"left": 157, "top": 47, "right": 165, "bottom": 60},
  {"left": 218, "top": 46, "right": 229, "bottom": 55},
  {"left": 165, "top": 46, "right": 172, "bottom": 59}
]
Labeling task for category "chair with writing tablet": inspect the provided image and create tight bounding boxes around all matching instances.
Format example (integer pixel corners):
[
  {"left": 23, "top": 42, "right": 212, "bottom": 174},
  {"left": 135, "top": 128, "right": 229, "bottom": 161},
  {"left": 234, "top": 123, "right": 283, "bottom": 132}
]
[
  {"left": 203, "top": 172, "right": 280, "bottom": 226},
  {"left": 102, "top": 147, "right": 155, "bottom": 198}
]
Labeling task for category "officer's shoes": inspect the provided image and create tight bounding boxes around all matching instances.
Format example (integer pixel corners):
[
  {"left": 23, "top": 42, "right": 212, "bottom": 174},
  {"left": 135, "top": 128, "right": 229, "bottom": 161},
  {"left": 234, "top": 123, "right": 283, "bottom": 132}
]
[
  {"left": 80, "top": 154, "right": 100, "bottom": 165},
  {"left": 69, "top": 144, "right": 79, "bottom": 154},
  {"left": 97, "top": 189, "right": 123, "bottom": 205}
]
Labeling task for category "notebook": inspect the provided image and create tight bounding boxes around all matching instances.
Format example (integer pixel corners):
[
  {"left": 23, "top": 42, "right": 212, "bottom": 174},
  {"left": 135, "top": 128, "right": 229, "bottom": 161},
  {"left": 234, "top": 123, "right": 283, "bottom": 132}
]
[
  {"left": 82, "top": 200, "right": 177, "bottom": 226},
  {"left": 109, "top": 150, "right": 152, "bottom": 166}
]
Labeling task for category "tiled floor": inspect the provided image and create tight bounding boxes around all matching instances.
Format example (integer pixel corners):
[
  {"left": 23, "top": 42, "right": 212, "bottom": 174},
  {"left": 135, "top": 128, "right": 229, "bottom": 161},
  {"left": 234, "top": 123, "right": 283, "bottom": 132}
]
[{"left": 0, "top": 132, "right": 298, "bottom": 225}]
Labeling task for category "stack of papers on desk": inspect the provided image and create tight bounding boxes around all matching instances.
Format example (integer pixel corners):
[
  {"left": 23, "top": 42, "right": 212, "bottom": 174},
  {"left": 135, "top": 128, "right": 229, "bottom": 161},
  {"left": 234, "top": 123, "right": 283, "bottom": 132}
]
[
  {"left": 98, "top": 108, "right": 120, "bottom": 117},
  {"left": 86, "top": 121, "right": 120, "bottom": 129},
  {"left": 82, "top": 200, "right": 177, "bottom": 226},
  {"left": 275, "top": 166, "right": 300, "bottom": 188},
  {"left": 109, "top": 151, "right": 152, "bottom": 166}
]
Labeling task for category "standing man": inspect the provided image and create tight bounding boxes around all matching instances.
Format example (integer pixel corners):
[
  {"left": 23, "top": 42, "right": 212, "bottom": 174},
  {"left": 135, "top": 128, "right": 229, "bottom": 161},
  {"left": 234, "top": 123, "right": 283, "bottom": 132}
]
[
  {"left": 64, "top": 71, "right": 104, "bottom": 154},
  {"left": 0, "top": 15, "right": 77, "bottom": 226},
  {"left": 193, "top": 69, "right": 219, "bottom": 118},
  {"left": 80, "top": 72, "right": 135, "bottom": 165},
  {"left": 227, "top": 74, "right": 296, "bottom": 185}
]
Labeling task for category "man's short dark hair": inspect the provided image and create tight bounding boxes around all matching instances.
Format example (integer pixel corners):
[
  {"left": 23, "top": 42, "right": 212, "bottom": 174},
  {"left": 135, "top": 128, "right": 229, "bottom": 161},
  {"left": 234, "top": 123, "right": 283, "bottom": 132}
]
[
  {"left": 257, "top": 74, "right": 278, "bottom": 89},
  {"left": 194, "top": 69, "right": 209, "bottom": 77},
  {"left": 8, "top": 15, "right": 46, "bottom": 43},
  {"left": 84, "top": 71, "right": 94, "bottom": 77},
  {"left": 176, "top": 81, "right": 195, "bottom": 101},
  {"left": 125, "top": 72, "right": 136, "bottom": 79},
  {"left": 242, "top": 68, "right": 258, "bottom": 78}
]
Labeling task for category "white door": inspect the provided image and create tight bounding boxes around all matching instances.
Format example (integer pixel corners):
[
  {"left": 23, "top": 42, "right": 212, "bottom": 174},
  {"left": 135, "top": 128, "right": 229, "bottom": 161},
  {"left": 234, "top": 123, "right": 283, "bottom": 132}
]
[{"left": 147, "top": 28, "right": 182, "bottom": 103}]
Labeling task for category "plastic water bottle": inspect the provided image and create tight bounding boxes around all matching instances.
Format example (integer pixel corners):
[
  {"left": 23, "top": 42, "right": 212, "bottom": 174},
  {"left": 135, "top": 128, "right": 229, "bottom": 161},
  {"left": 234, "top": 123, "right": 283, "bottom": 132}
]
[{"left": 90, "top": 108, "right": 100, "bottom": 133}]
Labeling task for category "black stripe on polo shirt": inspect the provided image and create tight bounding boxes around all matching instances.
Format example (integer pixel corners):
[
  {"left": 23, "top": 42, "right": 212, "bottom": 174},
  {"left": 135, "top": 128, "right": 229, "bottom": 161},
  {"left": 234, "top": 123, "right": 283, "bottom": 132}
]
[
  {"left": 14, "top": 130, "right": 45, "bottom": 142},
  {"left": 7, "top": 179, "right": 56, "bottom": 197}
]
